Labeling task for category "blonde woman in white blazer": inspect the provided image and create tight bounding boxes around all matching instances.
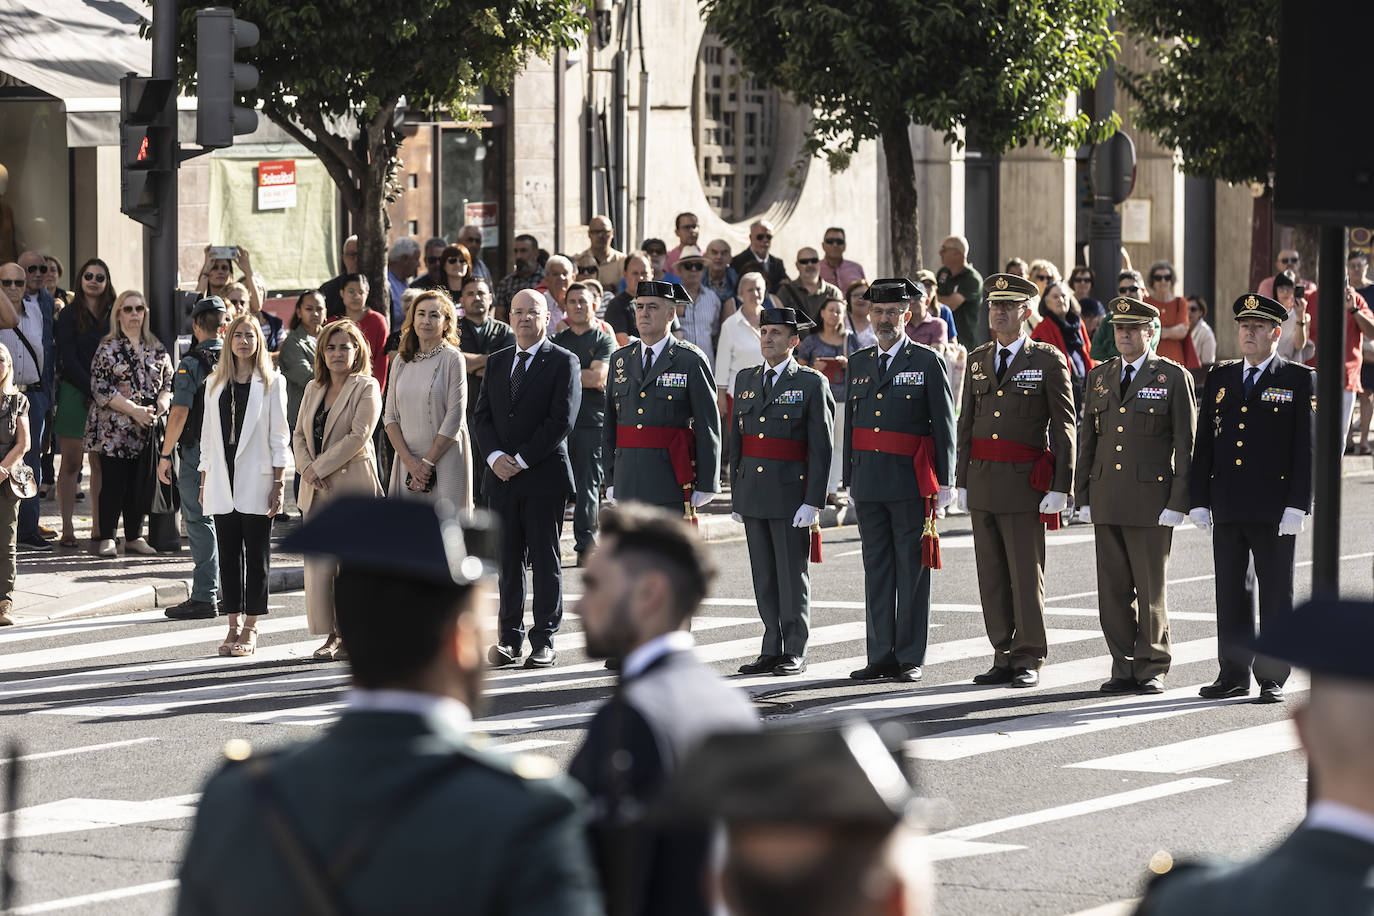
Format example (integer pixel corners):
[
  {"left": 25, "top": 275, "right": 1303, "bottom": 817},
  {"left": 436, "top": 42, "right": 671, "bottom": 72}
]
[
  {"left": 199, "top": 315, "right": 291, "bottom": 658},
  {"left": 292, "top": 319, "right": 383, "bottom": 659}
]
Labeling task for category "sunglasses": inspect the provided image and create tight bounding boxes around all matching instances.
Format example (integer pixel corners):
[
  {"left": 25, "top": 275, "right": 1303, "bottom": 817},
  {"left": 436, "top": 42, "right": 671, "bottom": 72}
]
[
  {"left": 577, "top": 265, "right": 599, "bottom": 275},
  {"left": 798, "top": 258, "right": 820, "bottom": 265},
  {"left": 121, "top": 304, "right": 146, "bottom": 314},
  {"left": 0, "top": 279, "right": 23, "bottom": 288},
  {"left": 84, "top": 272, "right": 107, "bottom": 283},
  {"left": 679, "top": 262, "right": 705, "bottom": 271},
  {"left": 25, "top": 264, "right": 47, "bottom": 274},
  {"left": 1152, "top": 273, "right": 1174, "bottom": 282},
  {"left": 1071, "top": 275, "right": 1091, "bottom": 283},
  {"left": 1188, "top": 305, "right": 1202, "bottom": 313},
  {"left": 646, "top": 250, "right": 666, "bottom": 257},
  {"left": 1118, "top": 285, "right": 1141, "bottom": 294},
  {"left": 1032, "top": 273, "right": 1050, "bottom": 282},
  {"left": 1280, "top": 256, "right": 1299, "bottom": 265},
  {"left": 445, "top": 256, "right": 464, "bottom": 264},
  {"left": 754, "top": 233, "right": 773, "bottom": 241},
  {"left": 824, "top": 237, "right": 845, "bottom": 245}
]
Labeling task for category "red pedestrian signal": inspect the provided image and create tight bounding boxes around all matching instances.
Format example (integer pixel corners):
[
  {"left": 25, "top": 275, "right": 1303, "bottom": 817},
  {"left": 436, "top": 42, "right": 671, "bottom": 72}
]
[{"left": 136, "top": 135, "right": 150, "bottom": 163}]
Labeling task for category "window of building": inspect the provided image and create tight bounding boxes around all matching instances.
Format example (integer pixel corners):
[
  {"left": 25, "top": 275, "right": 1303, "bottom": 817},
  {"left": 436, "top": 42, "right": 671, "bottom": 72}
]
[{"left": 693, "top": 31, "right": 779, "bottom": 222}]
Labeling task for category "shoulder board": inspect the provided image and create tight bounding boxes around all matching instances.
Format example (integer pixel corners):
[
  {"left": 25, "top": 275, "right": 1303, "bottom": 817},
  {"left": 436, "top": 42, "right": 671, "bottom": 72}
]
[
  {"left": 797, "top": 364, "right": 823, "bottom": 376},
  {"left": 909, "top": 341, "right": 940, "bottom": 357},
  {"left": 676, "top": 340, "right": 703, "bottom": 355},
  {"left": 970, "top": 341, "right": 996, "bottom": 355},
  {"left": 1217, "top": 359, "right": 1241, "bottom": 367},
  {"left": 850, "top": 344, "right": 878, "bottom": 359},
  {"left": 1154, "top": 355, "right": 1185, "bottom": 371}
]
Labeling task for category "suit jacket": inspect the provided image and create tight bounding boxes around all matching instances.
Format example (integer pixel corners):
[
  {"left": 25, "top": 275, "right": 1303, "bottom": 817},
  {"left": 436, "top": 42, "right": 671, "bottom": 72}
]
[
  {"left": 569, "top": 648, "right": 760, "bottom": 916},
  {"left": 199, "top": 373, "right": 291, "bottom": 516},
  {"left": 1133, "top": 827, "right": 1374, "bottom": 916},
  {"left": 843, "top": 341, "right": 957, "bottom": 501},
  {"left": 728, "top": 250, "right": 789, "bottom": 293},
  {"left": 729, "top": 360, "right": 834, "bottom": 518},
  {"left": 956, "top": 338, "right": 1076, "bottom": 513},
  {"left": 1075, "top": 353, "right": 1196, "bottom": 526},
  {"left": 176, "top": 710, "right": 604, "bottom": 916},
  {"left": 473, "top": 339, "right": 581, "bottom": 499},
  {"left": 291, "top": 374, "right": 383, "bottom": 514},
  {"left": 1190, "top": 356, "right": 1314, "bottom": 524}
]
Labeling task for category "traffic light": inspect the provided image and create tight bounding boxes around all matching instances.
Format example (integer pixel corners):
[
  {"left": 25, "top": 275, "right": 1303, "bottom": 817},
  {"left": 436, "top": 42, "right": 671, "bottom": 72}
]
[
  {"left": 120, "top": 74, "right": 175, "bottom": 230},
  {"left": 196, "top": 7, "right": 259, "bottom": 149}
]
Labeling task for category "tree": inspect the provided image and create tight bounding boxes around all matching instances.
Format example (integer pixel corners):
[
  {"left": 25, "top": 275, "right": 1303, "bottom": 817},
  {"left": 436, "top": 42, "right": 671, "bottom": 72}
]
[
  {"left": 699, "top": 0, "right": 1118, "bottom": 276},
  {"left": 168, "top": 1, "right": 585, "bottom": 316}
]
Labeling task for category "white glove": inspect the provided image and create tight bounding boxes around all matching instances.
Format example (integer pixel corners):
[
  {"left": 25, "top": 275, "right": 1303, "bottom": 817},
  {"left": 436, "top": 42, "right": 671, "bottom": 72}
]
[
  {"left": 1158, "top": 509, "right": 1185, "bottom": 527},
  {"left": 1278, "top": 507, "right": 1306, "bottom": 537},
  {"left": 605, "top": 486, "right": 615, "bottom": 505},
  {"left": 1038, "top": 491, "right": 1068, "bottom": 515},
  {"left": 956, "top": 487, "right": 968, "bottom": 512},
  {"left": 690, "top": 490, "right": 716, "bottom": 508},
  {"left": 731, "top": 512, "right": 743, "bottom": 523},
  {"left": 1077, "top": 505, "right": 1092, "bottom": 525},
  {"left": 936, "top": 486, "right": 954, "bottom": 511},
  {"left": 792, "top": 504, "right": 820, "bottom": 528},
  {"left": 1189, "top": 507, "right": 1212, "bottom": 533}
]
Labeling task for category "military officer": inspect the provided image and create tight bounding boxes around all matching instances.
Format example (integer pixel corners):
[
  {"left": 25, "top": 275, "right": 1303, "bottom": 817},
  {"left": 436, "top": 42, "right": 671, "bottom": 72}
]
[
  {"left": 176, "top": 497, "right": 603, "bottom": 916},
  {"left": 844, "top": 278, "right": 956, "bottom": 684},
  {"left": 603, "top": 280, "right": 721, "bottom": 517},
  {"left": 1189, "top": 293, "right": 1313, "bottom": 704},
  {"left": 729, "top": 307, "right": 835, "bottom": 676},
  {"left": 1075, "top": 297, "right": 1196, "bottom": 695},
  {"left": 956, "top": 273, "right": 1076, "bottom": 688}
]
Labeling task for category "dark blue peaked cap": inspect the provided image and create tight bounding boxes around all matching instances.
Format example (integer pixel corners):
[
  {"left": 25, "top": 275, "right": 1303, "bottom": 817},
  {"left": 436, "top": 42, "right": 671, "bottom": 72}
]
[{"left": 1245, "top": 597, "right": 1374, "bottom": 681}]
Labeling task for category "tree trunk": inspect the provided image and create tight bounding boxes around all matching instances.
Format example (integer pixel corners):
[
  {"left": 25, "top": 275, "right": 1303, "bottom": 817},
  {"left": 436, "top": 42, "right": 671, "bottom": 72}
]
[
  {"left": 1291, "top": 223, "right": 1321, "bottom": 287},
  {"left": 1249, "top": 188, "right": 1273, "bottom": 293},
  {"left": 881, "top": 117, "right": 921, "bottom": 279}
]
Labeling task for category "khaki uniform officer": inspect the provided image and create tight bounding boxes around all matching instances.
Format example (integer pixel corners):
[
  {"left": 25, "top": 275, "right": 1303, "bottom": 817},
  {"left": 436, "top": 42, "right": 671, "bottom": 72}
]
[
  {"left": 603, "top": 280, "right": 721, "bottom": 517},
  {"left": 729, "top": 307, "right": 835, "bottom": 676},
  {"left": 1075, "top": 297, "right": 1196, "bottom": 695},
  {"left": 956, "top": 273, "right": 1076, "bottom": 688}
]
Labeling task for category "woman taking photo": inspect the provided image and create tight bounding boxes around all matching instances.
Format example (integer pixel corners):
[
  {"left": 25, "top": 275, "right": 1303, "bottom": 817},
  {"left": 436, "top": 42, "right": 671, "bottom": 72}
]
[
  {"left": 293, "top": 319, "right": 382, "bottom": 658},
  {"left": 0, "top": 344, "right": 31, "bottom": 626},
  {"left": 1030, "top": 279, "right": 1094, "bottom": 418},
  {"left": 53, "top": 257, "right": 114, "bottom": 548},
  {"left": 796, "top": 296, "right": 853, "bottom": 505},
  {"left": 199, "top": 316, "right": 290, "bottom": 658},
  {"left": 85, "top": 290, "right": 173, "bottom": 558},
  {"left": 383, "top": 290, "right": 470, "bottom": 507}
]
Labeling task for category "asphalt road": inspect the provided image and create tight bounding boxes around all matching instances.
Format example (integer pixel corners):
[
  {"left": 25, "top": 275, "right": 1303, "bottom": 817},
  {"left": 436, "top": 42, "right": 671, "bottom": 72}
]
[{"left": 2, "top": 468, "right": 1372, "bottom": 915}]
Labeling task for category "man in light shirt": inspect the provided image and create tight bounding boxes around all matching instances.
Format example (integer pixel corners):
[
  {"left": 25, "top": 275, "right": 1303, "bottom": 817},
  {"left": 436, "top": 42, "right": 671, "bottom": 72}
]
[{"left": 1, "top": 253, "right": 56, "bottom": 549}]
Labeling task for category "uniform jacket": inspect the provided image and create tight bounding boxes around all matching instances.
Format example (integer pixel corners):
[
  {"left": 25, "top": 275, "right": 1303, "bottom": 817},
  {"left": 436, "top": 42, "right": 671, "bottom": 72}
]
[
  {"left": 176, "top": 710, "right": 604, "bottom": 916},
  {"left": 1190, "top": 356, "right": 1314, "bottom": 525},
  {"left": 956, "top": 338, "right": 1077, "bottom": 513},
  {"left": 728, "top": 360, "right": 834, "bottom": 518},
  {"left": 291, "top": 374, "right": 383, "bottom": 515},
  {"left": 603, "top": 337, "right": 721, "bottom": 505},
  {"left": 1076, "top": 353, "right": 1196, "bottom": 526},
  {"left": 843, "top": 340, "right": 956, "bottom": 502},
  {"left": 198, "top": 372, "right": 291, "bottom": 516},
  {"left": 473, "top": 339, "right": 581, "bottom": 499}
]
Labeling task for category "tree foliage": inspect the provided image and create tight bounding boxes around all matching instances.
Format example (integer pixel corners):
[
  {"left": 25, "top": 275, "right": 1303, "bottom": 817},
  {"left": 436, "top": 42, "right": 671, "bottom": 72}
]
[{"left": 1119, "top": 0, "right": 1279, "bottom": 186}]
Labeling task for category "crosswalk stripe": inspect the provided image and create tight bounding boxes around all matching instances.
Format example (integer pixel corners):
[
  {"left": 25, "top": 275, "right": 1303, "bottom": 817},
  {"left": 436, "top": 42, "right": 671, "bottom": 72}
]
[
  {"left": 0, "top": 609, "right": 167, "bottom": 644},
  {"left": 486, "top": 738, "right": 567, "bottom": 754},
  {"left": 1066, "top": 720, "right": 1301, "bottom": 774},
  {"left": 0, "top": 738, "right": 160, "bottom": 765},
  {"left": 932, "top": 603, "right": 1217, "bottom": 623},
  {"left": 35, "top": 671, "right": 352, "bottom": 719},
  {"left": 0, "top": 794, "right": 200, "bottom": 840},
  {"left": 8, "top": 880, "right": 181, "bottom": 915}
]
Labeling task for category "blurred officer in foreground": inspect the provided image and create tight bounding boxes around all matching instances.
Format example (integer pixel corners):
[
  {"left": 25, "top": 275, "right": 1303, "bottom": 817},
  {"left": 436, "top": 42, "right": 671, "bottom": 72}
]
[
  {"left": 176, "top": 497, "right": 603, "bottom": 916},
  {"left": 570, "top": 503, "right": 759, "bottom": 916},
  {"left": 729, "top": 306, "right": 834, "bottom": 676},
  {"left": 1189, "top": 294, "right": 1313, "bottom": 704},
  {"left": 844, "top": 279, "right": 956, "bottom": 683},
  {"left": 1134, "top": 598, "right": 1374, "bottom": 915},
  {"left": 671, "top": 721, "right": 933, "bottom": 916},
  {"left": 1075, "top": 297, "right": 1195, "bottom": 694}
]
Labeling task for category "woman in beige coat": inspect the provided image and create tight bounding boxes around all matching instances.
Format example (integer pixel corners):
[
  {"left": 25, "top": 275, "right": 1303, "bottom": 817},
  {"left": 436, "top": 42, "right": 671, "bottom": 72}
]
[{"left": 292, "top": 320, "right": 383, "bottom": 659}]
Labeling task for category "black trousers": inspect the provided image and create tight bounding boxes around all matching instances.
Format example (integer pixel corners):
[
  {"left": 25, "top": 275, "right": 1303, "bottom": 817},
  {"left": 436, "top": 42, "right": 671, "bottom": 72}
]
[
  {"left": 1212, "top": 521, "right": 1294, "bottom": 686},
  {"left": 488, "top": 487, "right": 565, "bottom": 650},
  {"left": 214, "top": 511, "right": 273, "bottom": 615},
  {"left": 97, "top": 453, "right": 148, "bottom": 542}
]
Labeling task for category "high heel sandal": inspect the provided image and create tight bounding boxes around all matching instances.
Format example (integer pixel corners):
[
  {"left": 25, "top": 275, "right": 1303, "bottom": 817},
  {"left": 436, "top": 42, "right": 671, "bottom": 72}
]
[
  {"left": 218, "top": 622, "right": 241, "bottom": 657},
  {"left": 229, "top": 626, "right": 259, "bottom": 657}
]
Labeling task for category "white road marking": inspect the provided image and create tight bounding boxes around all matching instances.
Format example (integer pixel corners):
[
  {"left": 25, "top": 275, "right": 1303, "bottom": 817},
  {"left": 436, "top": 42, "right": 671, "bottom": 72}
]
[
  {"left": 1067, "top": 720, "right": 1301, "bottom": 774},
  {"left": 1048, "top": 551, "right": 1374, "bottom": 602},
  {"left": 0, "top": 608, "right": 166, "bottom": 643},
  {"left": 0, "top": 794, "right": 200, "bottom": 840},
  {"left": 486, "top": 738, "right": 566, "bottom": 754},
  {"left": 8, "top": 879, "right": 180, "bottom": 914},
  {"left": 35, "top": 671, "right": 351, "bottom": 719},
  {"left": 924, "top": 837, "right": 1026, "bottom": 861},
  {"left": 932, "top": 603, "right": 1216, "bottom": 623},
  {"left": 822, "top": 531, "right": 1099, "bottom": 559},
  {"left": 1063, "top": 902, "right": 1141, "bottom": 916},
  {"left": 0, "top": 737, "right": 160, "bottom": 765}
]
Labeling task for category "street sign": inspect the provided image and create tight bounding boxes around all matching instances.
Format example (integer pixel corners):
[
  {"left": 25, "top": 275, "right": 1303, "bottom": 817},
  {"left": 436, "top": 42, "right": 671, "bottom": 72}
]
[{"left": 1090, "top": 132, "right": 1136, "bottom": 205}]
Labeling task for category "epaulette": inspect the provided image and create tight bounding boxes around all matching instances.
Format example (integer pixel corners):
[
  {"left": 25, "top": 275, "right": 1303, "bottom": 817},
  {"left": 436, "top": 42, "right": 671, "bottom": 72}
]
[
  {"left": 675, "top": 339, "right": 703, "bottom": 355},
  {"left": 1217, "top": 359, "right": 1241, "bottom": 367},
  {"left": 1154, "top": 355, "right": 1185, "bottom": 371},
  {"left": 797, "top": 364, "right": 823, "bottom": 376},
  {"left": 969, "top": 341, "right": 996, "bottom": 356}
]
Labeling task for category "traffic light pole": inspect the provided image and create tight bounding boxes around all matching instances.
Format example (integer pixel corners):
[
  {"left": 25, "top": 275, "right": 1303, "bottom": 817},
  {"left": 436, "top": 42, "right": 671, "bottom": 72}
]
[{"left": 149, "top": 0, "right": 179, "bottom": 347}]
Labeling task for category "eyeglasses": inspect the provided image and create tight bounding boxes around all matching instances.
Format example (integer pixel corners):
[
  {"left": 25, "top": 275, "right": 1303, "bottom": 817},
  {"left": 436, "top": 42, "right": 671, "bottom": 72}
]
[
  {"left": 679, "top": 262, "right": 705, "bottom": 271},
  {"left": 25, "top": 264, "right": 47, "bottom": 274},
  {"left": 824, "top": 237, "right": 845, "bottom": 245},
  {"left": 83, "top": 272, "right": 107, "bottom": 283},
  {"left": 576, "top": 265, "right": 599, "bottom": 275},
  {"left": 754, "top": 233, "right": 772, "bottom": 241},
  {"left": 1188, "top": 305, "right": 1202, "bottom": 313},
  {"left": 1032, "top": 273, "right": 1050, "bottom": 282},
  {"left": 798, "top": 258, "right": 819, "bottom": 265},
  {"left": 645, "top": 250, "right": 666, "bottom": 258},
  {"left": 1280, "top": 256, "right": 1299, "bottom": 265},
  {"left": 445, "top": 256, "right": 464, "bottom": 264},
  {"left": 121, "top": 304, "right": 146, "bottom": 314},
  {"left": 1071, "top": 275, "right": 1091, "bottom": 284},
  {"left": 1118, "top": 285, "right": 1141, "bottom": 294},
  {"left": 0, "top": 279, "right": 23, "bottom": 288},
  {"left": 1151, "top": 273, "right": 1174, "bottom": 283}
]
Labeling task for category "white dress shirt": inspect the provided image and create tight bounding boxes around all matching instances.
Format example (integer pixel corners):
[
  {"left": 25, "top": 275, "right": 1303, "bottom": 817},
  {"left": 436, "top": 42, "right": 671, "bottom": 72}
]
[
  {"left": 991, "top": 334, "right": 1026, "bottom": 372},
  {"left": 1120, "top": 350, "right": 1148, "bottom": 386},
  {"left": 487, "top": 338, "right": 548, "bottom": 471},
  {"left": 1305, "top": 800, "right": 1374, "bottom": 845},
  {"left": 1243, "top": 351, "right": 1278, "bottom": 381},
  {"left": 1, "top": 294, "right": 44, "bottom": 385},
  {"left": 347, "top": 688, "right": 473, "bottom": 733},
  {"left": 639, "top": 333, "right": 671, "bottom": 371},
  {"left": 621, "top": 630, "right": 695, "bottom": 680}
]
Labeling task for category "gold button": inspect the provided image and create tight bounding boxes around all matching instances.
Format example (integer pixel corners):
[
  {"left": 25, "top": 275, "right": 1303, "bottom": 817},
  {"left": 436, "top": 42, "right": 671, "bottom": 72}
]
[
  {"left": 636, "top": 424, "right": 643, "bottom": 429},
  {"left": 639, "top": 392, "right": 646, "bottom": 398},
  {"left": 874, "top": 427, "right": 881, "bottom": 432},
  {"left": 782, "top": 414, "right": 789, "bottom": 419},
  {"left": 1117, "top": 426, "right": 1124, "bottom": 433},
  {"left": 799, "top": 474, "right": 805, "bottom": 480},
  {"left": 1149, "top": 408, "right": 1155, "bottom": 414},
  {"left": 877, "top": 393, "right": 883, "bottom": 399},
  {"left": 874, "top": 410, "right": 881, "bottom": 417},
  {"left": 667, "top": 394, "right": 673, "bottom": 400},
  {"left": 906, "top": 394, "right": 912, "bottom": 399},
  {"left": 757, "top": 466, "right": 764, "bottom": 472},
  {"left": 1238, "top": 423, "right": 1245, "bottom": 429},
  {"left": 1158, "top": 476, "right": 1164, "bottom": 482},
  {"left": 757, "top": 432, "right": 764, "bottom": 439},
  {"left": 1241, "top": 406, "right": 1248, "bottom": 413},
  {"left": 1235, "top": 458, "right": 1243, "bottom": 466},
  {"left": 1280, "top": 474, "right": 1285, "bottom": 480},
  {"left": 1116, "top": 444, "right": 1123, "bottom": 451},
  {"left": 992, "top": 433, "right": 999, "bottom": 440},
  {"left": 1119, "top": 406, "right": 1126, "bottom": 413},
  {"left": 1274, "top": 407, "right": 1279, "bottom": 413},
  {"left": 1115, "top": 463, "right": 1122, "bottom": 470},
  {"left": 637, "top": 408, "right": 644, "bottom": 414},
  {"left": 1236, "top": 440, "right": 1243, "bottom": 447},
  {"left": 993, "top": 410, "right": 1001, "bottom": 418},
  {"left": 998, "top": 391, "right": 1005, "bottom": 397}
]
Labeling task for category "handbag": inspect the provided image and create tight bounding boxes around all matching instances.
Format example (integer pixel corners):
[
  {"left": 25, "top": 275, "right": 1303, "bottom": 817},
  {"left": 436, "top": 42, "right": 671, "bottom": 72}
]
[
  {"left": 144, "top": 415, "right": 182, "bottom": 553},
  {"left": 7, "top": 463, "right": 36, "bottom": 500}
]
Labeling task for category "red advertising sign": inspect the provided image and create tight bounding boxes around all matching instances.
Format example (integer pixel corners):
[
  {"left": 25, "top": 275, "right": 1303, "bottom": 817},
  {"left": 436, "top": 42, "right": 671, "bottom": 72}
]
[{"left": 258, "top": 160, "right": 297, "bottom": 209}]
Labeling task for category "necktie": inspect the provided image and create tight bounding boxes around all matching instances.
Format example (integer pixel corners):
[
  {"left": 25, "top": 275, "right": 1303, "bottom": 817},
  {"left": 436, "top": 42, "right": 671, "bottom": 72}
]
[
  {"left": 511, "top": 351, "right": 530, "bottom": 401},
  {"left": 643, "top": 346, "right": 654, "bottom": 375},
  {"left": 1244, "top": 365, "right": 1258, "bottom": 398},
  {"left": 997, "top": 347, "right": 1012, "bottom": 382},
  {"left": 878, "top": 352, "right": 890, "bottom": 380},
  {"left": 1120, "top": 364, "right": 1134, "bottom": 400},
  {"left": 764, "top": 368, "right": 776, "bottom": 399}
]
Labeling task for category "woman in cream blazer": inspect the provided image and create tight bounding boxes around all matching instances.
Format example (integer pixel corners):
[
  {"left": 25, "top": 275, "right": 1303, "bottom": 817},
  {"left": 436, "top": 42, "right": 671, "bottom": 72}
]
[
  {"left": 293, "top": 319, "right": 384, "bottom": 658},
  {"left": 199, "top": 316, "right": 291, "bottom": 659}
]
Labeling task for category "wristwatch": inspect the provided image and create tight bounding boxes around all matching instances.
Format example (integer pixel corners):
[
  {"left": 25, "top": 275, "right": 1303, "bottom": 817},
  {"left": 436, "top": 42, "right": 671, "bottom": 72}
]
[{"left": 159, "top": 454, "right": 173, "bottom": 461}]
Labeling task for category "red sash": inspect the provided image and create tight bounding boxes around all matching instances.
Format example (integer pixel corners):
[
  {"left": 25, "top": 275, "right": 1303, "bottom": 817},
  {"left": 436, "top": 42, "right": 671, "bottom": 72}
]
[
  {"left": 969, "top": 438, "right": 1060, "bottom": 529},
  {"left": 740, "top": 435, "right": 807, "bottom": 463},
  {"left": 851, "top": 427, "right": 942, "bottom": 567},
  {"left": 619, "top": 424, "right": 698, "bottom": 524}
]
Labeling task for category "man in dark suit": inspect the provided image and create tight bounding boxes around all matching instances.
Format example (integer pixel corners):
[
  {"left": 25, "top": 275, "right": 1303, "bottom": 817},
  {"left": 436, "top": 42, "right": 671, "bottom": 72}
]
[
  {"left": 1189, "top": 293, "right": 1314, "bottom": 704},
  {"left": 3, "top": 253, "right": 56, "bottom": 549},
  {"left": 474, "top": 288, "right": 581, "bottom": 669},
  {"left": 178, "top": 497, "right": 604, "bottom": 916},
  {"left": 569, "top": 504, "right": 759, "bottom": 916},
  {"left": 1134, "top": 598, "right": 1374, "bottom": 916},
  {"left": 728, "top": 219, "right": 788, "bottom": 293}
]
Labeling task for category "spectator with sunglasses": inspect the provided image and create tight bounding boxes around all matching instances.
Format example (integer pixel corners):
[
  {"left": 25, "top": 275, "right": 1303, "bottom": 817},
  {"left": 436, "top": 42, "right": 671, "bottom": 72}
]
[
  {"left": 1144, "top": 261, "right": 1196, "bottom": 367},
  {"left": 1, "top": 253, "right": 56, "bottom": 550},
  {"left": 818, "top": 226, "right": 865, "bottom": 291},
  {"left": 777, "top": 247, "right": 843, "bottom": 325},
  {"left": 1257, "top": 249, "right": 1312, "bottom": 299},
  {"left": 1091, "top": 270, "right": 1161, "bottom": 360},
  {"left": 673, "top": 247, "right": 722, "bottom": 364},
  {"left": 1069, "top": 266, "right": 1102, "bottom": 320},
  {"left": 729, "top": 219, "right": 789, "bottom": 293},
  {"left": 408, "top": 237, "right": 450, "bottom": 291}
]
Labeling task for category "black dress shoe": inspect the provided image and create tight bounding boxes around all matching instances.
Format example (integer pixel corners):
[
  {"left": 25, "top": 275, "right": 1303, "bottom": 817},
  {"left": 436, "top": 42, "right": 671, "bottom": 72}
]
[
  {"left": 1256, "top": 680, "right": 1284, "bottom": 703},
  {"left": 1100, "top": 677, "right": 1137, "bottom": 693},
  {"left": 526, "top": 645, "right": 556, "bottom": 668},
  {"left": 1009, "top": 668, "right": 1039, "bottom": 688},
  {"left": 1136, "top": 676, "right": 1165, "bottom": 695},
  {"left": 972, "top": 666, "right": 1014, "bottom": 685},
  {"left": 773, "top": 655, "right": 806, "bottom": 676},
  {"left": 893, "top": 664, "right": 923, "bottom": 683},
  {"left": 17, "top": 534, "right": 51, "bottom": 551},
  {"left": 1198, "top": 678, "right": 1249, "bottom": 699},
  {"left": 739, "top": 655, "right": 783, "bottom": 675},
  {"left": 604, "top": 658, "right": 620, "bottom": 671},
  {"left": 164, "top": 599, "right": 218, "bottom": 620},
  {"left": 488, "top": 644, "right": 522, "bottom": 667},
  {"left": 850, "top": 662, "right": 898, "bottom": 680}
]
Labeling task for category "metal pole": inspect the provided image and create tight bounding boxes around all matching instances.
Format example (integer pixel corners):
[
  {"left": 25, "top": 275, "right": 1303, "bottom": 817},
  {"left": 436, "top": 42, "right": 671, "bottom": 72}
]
[
  {"left": 1088, "top": 14, "right": 1121, "bottom": 306},
  {"left": 635, "top": 69, "right": 649, "bottom": 247},
  {"left": 1311, "top": 225, "right": 1345, "bottom": 597},
  {"left": 150, "top": 0, "right": 179, "bottom": 346},
  {"left": 611, "top": 51, "right": 627, "bottom": 235}
]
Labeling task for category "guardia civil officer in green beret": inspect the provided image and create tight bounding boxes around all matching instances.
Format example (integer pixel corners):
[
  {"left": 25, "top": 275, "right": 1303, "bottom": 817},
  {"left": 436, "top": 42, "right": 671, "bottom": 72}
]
[
  {"left": 729, "top": 307, "right": 834, "bottom": 676},
  {"left": 844, "top": 278, "right": 956, "bottom": 684},
  {"left": 1074, "top": 297, "right": 1196, "bottom": 695},
  {"left": 603, "top": 280, "right": 721, "bottom": 518},
  {"left": 176, "top": 498, "right": 603, "bottom": 916}
]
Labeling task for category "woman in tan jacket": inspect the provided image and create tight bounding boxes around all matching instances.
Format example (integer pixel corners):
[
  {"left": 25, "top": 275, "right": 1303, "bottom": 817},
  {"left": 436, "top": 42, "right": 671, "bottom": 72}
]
[{"left": 292, "top": 319, "right": 383, "bottom": 659}]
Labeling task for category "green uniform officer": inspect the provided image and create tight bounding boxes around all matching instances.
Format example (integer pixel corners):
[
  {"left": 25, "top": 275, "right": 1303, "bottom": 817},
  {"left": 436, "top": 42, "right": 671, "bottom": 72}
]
[
  {"left": 603, "top": 280, "right": 721, "bottom": 517},
  {"left": 1075, "top": 297, "right": 1196, "bottom": 695},
  {"left": 956, "top": 273, "right": 1077, "bottom": 689},
  {"left": 729, "top": 307, "right": 834, "bottom": 676}
]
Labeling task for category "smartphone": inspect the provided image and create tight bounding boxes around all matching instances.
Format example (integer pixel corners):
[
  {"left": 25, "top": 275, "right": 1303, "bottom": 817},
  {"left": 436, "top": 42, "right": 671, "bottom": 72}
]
[{"left": 209, "top": 246, "right": 239, "bottom": 261}]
